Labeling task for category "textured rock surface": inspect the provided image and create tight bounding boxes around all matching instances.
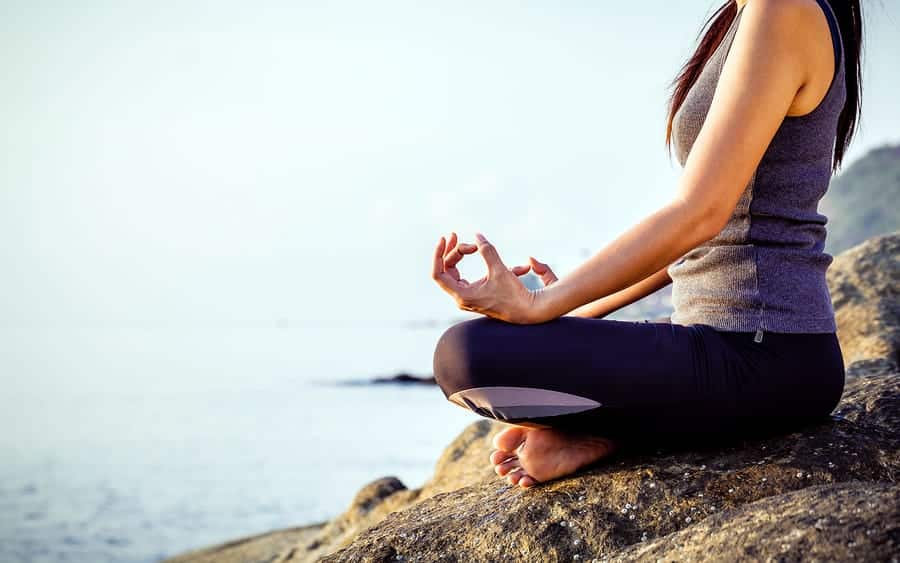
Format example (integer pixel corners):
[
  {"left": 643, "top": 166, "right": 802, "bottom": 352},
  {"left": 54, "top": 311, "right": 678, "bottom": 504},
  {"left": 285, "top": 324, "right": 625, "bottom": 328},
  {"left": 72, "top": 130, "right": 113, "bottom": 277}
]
[
  {"left": 165, "top": 232, "right": 900, "bottom": 563},
  {"left": 826, "top": 232, "right": 900, "bottom": 368},
  {"left": 282, "top": 423, "right": 503, "bottom": 562},
  {"left": 311, "top": 368, "right": 899, "bottom": 562},
  {"left": 609, "top": 481, "right": 900, "bottom": 562},
  {"left": 164, "top": 523, "right": 327, "bottom": 563}
]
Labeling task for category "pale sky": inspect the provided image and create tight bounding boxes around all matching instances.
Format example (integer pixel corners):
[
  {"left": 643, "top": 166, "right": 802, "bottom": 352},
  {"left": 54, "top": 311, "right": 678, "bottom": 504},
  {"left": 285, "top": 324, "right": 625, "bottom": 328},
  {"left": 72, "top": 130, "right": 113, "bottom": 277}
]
[{"left": 2, "top": 0, "right": 898, "bottom": 327}]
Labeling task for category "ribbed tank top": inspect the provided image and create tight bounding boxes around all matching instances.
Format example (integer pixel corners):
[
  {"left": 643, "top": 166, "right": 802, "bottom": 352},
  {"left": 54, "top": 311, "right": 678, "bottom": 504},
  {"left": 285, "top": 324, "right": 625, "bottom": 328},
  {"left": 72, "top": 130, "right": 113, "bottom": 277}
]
[{"left": 667, "top": 0, "right": 846, "bottom": 334}]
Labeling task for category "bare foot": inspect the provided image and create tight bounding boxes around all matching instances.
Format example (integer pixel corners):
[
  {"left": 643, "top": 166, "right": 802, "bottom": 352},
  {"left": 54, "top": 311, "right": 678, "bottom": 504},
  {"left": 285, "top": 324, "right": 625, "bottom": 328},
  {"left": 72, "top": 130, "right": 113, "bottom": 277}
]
[{"left": 489, "top": 425, "right": 617, "bottom": 488}]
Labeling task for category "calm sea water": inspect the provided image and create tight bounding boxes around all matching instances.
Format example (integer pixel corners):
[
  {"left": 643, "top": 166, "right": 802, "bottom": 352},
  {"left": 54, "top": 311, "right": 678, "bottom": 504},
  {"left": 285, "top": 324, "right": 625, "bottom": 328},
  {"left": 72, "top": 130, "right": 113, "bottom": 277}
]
[{"left": 0, "top": 323, "right": 476, "bottom": 563}]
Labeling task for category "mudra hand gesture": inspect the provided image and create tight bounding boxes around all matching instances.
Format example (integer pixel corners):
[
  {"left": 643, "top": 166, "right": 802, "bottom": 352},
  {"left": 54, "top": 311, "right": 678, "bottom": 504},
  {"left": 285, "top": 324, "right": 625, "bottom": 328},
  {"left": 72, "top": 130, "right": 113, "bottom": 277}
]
[{"left": 431, "top": 231, "right": 559, "bottom": 324}]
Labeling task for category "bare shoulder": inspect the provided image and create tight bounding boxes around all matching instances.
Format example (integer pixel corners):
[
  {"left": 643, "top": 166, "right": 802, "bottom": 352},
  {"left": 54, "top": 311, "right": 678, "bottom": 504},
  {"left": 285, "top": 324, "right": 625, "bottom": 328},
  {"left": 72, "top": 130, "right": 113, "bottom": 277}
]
[
  {"left": 742, "top": 0, "right": 834, "bottom": 49},
  {"left": 741, "top": 0, "right": 836, "bottom": 114},
  {"left": 744, "top": 0, "right": 829, "bottom": 21},
  {"left": 728, "top": 0, "right": 822, "bottom": 80},
  {"left": 742, "top": 0, "right": 831, "bottom": 38}
]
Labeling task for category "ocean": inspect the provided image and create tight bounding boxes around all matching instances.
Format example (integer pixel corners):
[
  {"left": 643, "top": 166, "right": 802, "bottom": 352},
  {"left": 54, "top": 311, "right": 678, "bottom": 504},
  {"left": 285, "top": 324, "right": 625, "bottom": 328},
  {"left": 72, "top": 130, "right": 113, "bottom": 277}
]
[{"left": 0, "top": 323, "right": 476, "bottom": 563}]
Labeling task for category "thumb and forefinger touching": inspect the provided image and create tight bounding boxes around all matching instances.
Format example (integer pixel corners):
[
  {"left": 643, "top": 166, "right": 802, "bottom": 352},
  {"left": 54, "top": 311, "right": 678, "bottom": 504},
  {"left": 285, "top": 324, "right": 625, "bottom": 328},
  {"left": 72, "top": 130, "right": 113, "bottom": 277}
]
[
  {"left": 432, "top": 232, "right": 504, "bottom": 296},
  {"left": 432, "top": 232, "right": 558, "bottom": 298}
]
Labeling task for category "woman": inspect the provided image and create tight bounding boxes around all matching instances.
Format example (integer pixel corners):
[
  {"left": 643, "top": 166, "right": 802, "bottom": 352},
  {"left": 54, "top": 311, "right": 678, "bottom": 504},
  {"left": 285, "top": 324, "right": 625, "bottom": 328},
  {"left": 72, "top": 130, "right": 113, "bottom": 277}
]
[{"left": 431, "top": 0, "right": 862, "bottom": 489}]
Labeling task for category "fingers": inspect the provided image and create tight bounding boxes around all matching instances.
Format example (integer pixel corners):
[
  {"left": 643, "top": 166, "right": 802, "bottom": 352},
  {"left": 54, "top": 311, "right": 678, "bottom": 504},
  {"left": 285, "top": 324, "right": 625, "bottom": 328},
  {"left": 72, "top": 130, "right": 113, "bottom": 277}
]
[
  {"left": 438, "top": 231, "right": 476, "bottom": 269},
  {"left": 474, "top": 232, "right": 506, "bottom": 274},
  {"left": 529, "top": 256, "right": 550, "bottom": 274},
  {"left": 431, "top": 236, "right": 448, "bottom": 287},
  {"left": 510, "top": 264, "right": 531, "bottom": 276},
  {"left": 445, "top": 243, "right": 478, "bottom": 269},
  {"left": 432, "top": 233, "right": 479, "bottom": 299},
  {"left": 529, "top": 256, "right": 559, "bottom": 286},
  {"left": 444, "top": 232, "right": 458, "bottom": 258}
]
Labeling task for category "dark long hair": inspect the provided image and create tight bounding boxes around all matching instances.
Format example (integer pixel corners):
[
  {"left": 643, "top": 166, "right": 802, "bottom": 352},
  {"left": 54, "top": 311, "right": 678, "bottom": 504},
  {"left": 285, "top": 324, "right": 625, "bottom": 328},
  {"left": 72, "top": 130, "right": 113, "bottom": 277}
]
[{"left": 665, "top": 0, "right": 863, "bottom": 172}]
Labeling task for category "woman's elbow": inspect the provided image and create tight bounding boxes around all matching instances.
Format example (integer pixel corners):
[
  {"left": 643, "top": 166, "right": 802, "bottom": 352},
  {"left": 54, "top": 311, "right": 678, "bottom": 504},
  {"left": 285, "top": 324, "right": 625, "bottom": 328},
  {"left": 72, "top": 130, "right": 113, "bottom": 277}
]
[{"left": 671, "top": 197, "right": 730, "bottom": 247}]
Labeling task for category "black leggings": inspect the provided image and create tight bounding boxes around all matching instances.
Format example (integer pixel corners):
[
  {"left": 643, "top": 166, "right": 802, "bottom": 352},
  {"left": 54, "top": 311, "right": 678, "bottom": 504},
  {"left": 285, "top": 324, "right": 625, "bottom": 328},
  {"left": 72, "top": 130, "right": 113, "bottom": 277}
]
[{"left": 432, "top": 316, "right": 845, "bottom": 450}]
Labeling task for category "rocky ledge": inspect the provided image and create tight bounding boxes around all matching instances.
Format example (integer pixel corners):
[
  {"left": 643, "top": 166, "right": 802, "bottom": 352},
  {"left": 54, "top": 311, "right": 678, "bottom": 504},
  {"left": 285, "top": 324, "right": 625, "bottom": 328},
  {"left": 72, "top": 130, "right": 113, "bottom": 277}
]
[{"left": 166, "top": 232, "right": 900, "bottom": 563}]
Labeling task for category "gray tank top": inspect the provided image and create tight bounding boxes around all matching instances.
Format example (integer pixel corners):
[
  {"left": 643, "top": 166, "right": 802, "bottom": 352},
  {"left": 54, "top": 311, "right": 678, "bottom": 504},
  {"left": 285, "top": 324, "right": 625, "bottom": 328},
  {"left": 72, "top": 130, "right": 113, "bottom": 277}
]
[{"left": 667, "top": 0, "right": 846, "bottom": 335}]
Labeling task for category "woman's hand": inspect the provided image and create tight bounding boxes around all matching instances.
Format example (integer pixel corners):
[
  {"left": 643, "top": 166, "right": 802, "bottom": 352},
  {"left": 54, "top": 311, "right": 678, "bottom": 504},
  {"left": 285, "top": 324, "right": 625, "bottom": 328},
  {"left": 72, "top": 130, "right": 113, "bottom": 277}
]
[
  {"left": 518, "top": 256, "right": 559, "bottom": 288},
  {"left": 431, "top": 231, "right": 557, "bottom": 324}
]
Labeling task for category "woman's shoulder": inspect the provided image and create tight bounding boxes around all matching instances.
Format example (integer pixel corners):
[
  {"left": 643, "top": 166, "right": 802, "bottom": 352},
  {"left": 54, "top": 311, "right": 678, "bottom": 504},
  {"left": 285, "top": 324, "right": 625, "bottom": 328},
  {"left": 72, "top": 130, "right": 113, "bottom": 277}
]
[
  {"left": 739, "top": 0, "right": 840, "bottom": 116},
  {"left": 739, "top": 0, "right": 836, "bottom": 47},
  {"left": 738, "top": 0, "right": 837, "bottom": 43},
  {"left": 742, "top": 0, "right": 832, "bottom": 20}
]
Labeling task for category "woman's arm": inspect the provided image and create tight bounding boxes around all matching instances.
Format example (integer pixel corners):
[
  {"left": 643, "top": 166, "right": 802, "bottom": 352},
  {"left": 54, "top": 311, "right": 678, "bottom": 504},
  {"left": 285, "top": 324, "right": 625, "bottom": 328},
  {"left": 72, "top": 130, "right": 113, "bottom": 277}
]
[
  {"left": 529, "top": 0, "right": 811, "bottom": 323},
  {"left": 565, "top": 263, "right": 672, "bottom": 319},
  {"left": 531, "top": 199, "right": 714, "bottom": 322}
]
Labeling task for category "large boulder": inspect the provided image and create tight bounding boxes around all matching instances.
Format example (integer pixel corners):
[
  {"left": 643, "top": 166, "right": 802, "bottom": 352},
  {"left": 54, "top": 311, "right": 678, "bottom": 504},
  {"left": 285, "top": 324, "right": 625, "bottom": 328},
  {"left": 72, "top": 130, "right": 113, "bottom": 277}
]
[
  {"left": 826, "top": 232, "right": 900, "bottom": 368},
  {"left": 165, "top": 232, "right": 900, "bottom": 563},
  {"left": 308, "top": 365, "right": 899, "bottom": 562}
]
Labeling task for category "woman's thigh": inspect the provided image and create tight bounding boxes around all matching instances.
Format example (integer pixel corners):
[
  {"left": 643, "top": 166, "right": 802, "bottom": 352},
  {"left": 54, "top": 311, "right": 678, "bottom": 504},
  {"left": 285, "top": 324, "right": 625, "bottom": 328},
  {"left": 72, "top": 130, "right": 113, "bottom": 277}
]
[{"left": 432, "top": 316, "right": 845, "bottom": 447}]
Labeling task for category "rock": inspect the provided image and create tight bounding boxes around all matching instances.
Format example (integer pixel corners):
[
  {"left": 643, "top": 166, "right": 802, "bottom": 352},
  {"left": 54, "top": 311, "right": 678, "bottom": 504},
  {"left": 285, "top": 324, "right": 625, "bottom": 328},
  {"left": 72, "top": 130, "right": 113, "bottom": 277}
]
[
  {"left": 826, "top": 232, "right": 900, "bottom": 369},
  {"left": 166, "top": 231, "right": 900, "bottom": 563},
  {"left": 277, "top": 422, "right": 503, "bottom": 562},
  {"left": 371, "top": 373, "right": 437, "bottom": 385},
  {"left": 833, "top": 360, "right": 900, "bottom": 439},
  {"left": 610, "top": 481, "right": 899, "bottom": 562},
  {"left": 282, "top": 477, "right": 424, "bottom": 562},
  {"left": 302, "top": 365, "right": 900, "bottom": 562},
  {"left": 163, "top": 522, "right": 328, "bottom": 563}
]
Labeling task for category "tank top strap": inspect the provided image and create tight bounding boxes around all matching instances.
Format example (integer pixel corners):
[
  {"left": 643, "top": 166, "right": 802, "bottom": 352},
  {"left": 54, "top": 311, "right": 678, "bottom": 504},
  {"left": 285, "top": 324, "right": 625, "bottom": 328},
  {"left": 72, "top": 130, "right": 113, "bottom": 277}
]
[{"left": 812, "top": 0, "right": 844, "bottom": 71}]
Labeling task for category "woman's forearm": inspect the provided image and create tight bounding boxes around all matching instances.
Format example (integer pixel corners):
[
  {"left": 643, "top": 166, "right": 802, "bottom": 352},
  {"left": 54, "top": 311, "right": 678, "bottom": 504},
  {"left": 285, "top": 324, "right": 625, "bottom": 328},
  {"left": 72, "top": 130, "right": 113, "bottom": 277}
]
[
  {"left": 534, "top": 198, "right": 719, "bottom": 322},
  {"left": 565, "top": 263, "right": 672, "bottom": 319}
]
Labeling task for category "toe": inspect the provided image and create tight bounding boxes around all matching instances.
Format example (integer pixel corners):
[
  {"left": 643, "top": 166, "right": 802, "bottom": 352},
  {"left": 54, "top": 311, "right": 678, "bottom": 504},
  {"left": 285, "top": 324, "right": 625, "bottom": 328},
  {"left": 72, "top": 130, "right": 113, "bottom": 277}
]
[
  {"left": 507, "top": 468, "right": 526, "bottom": 485},
  {"left": 492, "top": 426, "right": 528, "bottom": 452},
  {"left": 495, "top": 458, "right": 521, "bottom": 477},
  {"left": 519, "top": 475, "right": 538, "bottom": 488},
  {"left": 489, "top": 449, "right": 517, "bottom": 466}
]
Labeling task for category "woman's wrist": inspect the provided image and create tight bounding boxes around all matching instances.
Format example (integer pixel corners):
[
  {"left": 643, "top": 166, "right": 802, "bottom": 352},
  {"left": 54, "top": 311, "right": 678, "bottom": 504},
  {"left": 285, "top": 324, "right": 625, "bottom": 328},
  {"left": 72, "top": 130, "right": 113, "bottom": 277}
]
[
  {"left": 529, "top": 281, "right": 576, "bottom": 323},
  {"left": 525, "top": 288, "right": 549, "bottom": 323}
]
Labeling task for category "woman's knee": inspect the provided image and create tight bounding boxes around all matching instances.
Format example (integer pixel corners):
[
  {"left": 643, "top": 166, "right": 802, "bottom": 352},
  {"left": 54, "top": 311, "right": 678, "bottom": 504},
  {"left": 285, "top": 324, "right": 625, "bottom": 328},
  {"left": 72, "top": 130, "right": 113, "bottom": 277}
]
[{"left": 432, "top": 317, "right": 491, "bottom": 397}]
